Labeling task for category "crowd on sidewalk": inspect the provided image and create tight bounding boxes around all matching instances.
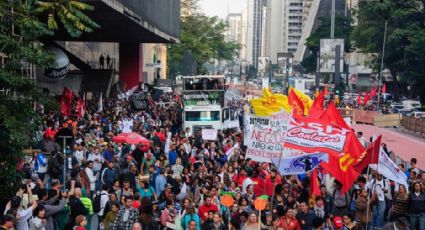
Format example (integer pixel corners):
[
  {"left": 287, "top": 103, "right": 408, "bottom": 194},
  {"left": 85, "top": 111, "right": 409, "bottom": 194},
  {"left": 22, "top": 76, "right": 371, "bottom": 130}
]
[{"left": 1, "top": 92, "right": 424, "bottom": 230}]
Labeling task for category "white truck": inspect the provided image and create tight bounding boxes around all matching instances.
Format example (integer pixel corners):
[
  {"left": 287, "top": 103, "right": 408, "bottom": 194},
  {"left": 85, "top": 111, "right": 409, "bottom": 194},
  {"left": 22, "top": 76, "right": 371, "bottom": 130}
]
[{"left": 181, "top": 75, "right": 239, "bottom": 134}]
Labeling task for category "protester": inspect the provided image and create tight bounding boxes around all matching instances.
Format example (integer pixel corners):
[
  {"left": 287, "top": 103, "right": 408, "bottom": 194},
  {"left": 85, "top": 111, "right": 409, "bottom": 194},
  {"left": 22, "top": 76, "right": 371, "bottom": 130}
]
[{"left": 3, "top": 87, "right": 423, "bottom": 230}]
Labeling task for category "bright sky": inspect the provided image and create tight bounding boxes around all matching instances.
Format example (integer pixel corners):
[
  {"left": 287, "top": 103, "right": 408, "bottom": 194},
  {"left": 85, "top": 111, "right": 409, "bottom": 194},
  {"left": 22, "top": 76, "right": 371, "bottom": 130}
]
[{"left": 199, "top": 0, "right": 245, "bottom": 19}]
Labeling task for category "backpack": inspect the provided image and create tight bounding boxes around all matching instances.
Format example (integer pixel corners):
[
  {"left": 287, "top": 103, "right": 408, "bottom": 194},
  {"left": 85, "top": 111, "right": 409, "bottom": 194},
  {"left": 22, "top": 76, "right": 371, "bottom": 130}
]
[{"left": 93, "top": 192, "right": 107, "bottom": 214}]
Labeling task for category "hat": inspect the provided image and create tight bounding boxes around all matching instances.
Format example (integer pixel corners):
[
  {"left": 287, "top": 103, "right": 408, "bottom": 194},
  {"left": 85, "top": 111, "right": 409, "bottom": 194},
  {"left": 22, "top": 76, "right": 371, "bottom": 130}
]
[
  {"left": 166, "top": 184, "right": 173, "bottom": 189},
  {"left": 333, "top": 216, "right": 343, "bottom": 228}
]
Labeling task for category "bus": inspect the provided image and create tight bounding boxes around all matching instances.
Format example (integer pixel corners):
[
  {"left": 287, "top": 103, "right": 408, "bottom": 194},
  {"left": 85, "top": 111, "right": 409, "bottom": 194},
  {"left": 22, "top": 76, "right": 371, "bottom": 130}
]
[{"left": 181, "top": 75, "right": 239, "bottom": 134}]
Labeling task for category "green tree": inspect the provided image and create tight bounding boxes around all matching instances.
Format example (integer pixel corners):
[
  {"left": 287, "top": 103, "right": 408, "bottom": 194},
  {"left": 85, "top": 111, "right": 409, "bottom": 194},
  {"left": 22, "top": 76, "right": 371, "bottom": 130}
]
[
  {"left": 0, "top": 0, "right": 97, "bottom": 198},
  {"left": 351, "top": 0, "right": 425, "bottom": 99},
  {"left": 301, "top": 16, "right": 352, "bottom": 74},
  {"left": 168, "top": 0, "right": 240, "bottom": 75}
]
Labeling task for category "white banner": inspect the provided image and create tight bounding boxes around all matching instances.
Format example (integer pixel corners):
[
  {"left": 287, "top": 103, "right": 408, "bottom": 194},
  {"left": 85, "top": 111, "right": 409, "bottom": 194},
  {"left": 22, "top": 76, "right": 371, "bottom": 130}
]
[
  {"left": 202, "top": 129, "right": 218, "bottom": 141},
  {"left": 244, "top": 111, "right": 302, "bottom": 162},
  {"left": 370, "top": 148, "right": 408, "bottom": 189},
  {"left": 284, "top": 116, "right": 348, "bottom": 155},
  {"left": 272, "top": 153, "right": 329, "bottom": 175}
]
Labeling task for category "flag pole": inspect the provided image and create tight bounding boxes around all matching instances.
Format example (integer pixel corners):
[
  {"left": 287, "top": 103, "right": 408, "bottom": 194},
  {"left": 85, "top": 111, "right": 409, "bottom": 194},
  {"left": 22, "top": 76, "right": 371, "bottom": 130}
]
[
  {"left": 269, "top": 111, "right": 292, "bottom": 212},
  {"left": 365, "top": 136, "right": 378, "bottom": 230}
]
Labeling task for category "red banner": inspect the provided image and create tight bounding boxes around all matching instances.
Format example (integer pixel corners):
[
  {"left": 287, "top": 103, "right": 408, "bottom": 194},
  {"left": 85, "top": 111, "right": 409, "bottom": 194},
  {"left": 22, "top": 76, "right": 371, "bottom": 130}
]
[{"left": 283, "top": 116, "right": 349, "bottom": 156}]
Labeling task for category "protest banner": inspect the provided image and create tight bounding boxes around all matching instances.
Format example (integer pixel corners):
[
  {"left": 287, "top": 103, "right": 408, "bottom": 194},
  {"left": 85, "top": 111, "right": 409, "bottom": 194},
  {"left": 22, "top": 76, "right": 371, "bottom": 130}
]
[
  {"left": 272, "top": 153, "right": 329, "bottom": 175},
  {"left": 284, "top": 116, "right": 349, "bottom": 156},
  {"left": 130, "top": 92, "right": 149, "bottom": 110},
  {"left": 202, "top": 129, "right": 218, "bottom": 141},
  {"left": 244, "top": 111, "right": 302, "bottom": 162},
  {"left": 370, "top": 148, "right": 408, "bottom": 189}
]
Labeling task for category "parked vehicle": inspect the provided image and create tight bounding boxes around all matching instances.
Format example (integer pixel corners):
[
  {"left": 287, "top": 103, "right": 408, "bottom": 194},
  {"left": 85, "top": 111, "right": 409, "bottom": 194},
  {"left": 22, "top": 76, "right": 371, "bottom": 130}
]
[{"left": 401, "top": 100, "right": 422, "bottom": 111}]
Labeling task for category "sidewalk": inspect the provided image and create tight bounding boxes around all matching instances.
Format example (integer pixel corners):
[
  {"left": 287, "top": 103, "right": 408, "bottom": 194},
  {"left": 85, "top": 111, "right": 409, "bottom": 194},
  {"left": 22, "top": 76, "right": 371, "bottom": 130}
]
[{"left": 353, "top": 124, "right": 425, "bottom": 169}]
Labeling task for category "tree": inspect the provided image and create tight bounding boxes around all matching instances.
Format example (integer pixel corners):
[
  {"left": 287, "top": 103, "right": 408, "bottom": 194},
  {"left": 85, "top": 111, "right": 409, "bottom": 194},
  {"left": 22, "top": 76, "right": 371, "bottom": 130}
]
[
  {"left": 351, "top": 0, "right": 425, "bottom": 99},
  {"left": 301, "top": 16, "right": 352, "bottom": 74},
  {"left": 0, "top": 0, "right": 97, "bottom": 199},
  {"left": 168, "top": 0, "right": 240, "bottom": 75}
]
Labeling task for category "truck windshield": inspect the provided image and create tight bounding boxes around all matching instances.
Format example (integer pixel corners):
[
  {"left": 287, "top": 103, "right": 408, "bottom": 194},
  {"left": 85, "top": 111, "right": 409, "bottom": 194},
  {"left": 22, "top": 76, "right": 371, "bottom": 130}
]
[{"left": 185, "top": 111, "right": 220, "bottom": 121}]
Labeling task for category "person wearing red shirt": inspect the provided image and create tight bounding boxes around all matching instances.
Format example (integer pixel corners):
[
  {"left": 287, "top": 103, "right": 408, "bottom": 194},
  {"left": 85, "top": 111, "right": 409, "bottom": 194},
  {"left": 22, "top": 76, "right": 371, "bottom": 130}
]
[
  {"left": 233, "top": 168, "right": 247, "bottom": 187},
  {"left": 198, "top": 195, "right": 218, "bottom": 222},
  {"left": 263, "top": 169, "right": 283, "bottom": 197},
  {"left": 280, "top": 208, "right": 301, "bottom": 230}
]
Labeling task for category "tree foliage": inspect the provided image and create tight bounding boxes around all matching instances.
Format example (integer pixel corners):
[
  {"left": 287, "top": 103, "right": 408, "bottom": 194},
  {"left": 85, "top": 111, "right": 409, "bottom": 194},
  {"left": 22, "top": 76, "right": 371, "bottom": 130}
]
[
  {"left": 0, "top": 0, "right": 97, "bottom": 198},
  {"left": 168, "top": 0, "right": 240, "bottom": 75},
  {"left": 301, "top": 16, "right": 352, "bottom": 74},
  {"left": 351, "top": 0, "right": 425, "bottom": 99}
]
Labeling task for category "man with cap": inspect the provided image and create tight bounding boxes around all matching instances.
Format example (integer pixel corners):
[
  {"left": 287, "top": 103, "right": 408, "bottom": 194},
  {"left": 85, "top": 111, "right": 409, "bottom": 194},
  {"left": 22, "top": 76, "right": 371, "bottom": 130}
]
[{"left": 333, "top": 216, "right": 344, "bottom": 229}]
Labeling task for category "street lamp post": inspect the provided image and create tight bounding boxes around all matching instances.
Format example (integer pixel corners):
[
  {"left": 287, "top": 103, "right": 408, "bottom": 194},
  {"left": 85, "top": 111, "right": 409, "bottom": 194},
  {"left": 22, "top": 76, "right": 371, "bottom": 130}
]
[{"left": 377, "top": 20, "right": 388, "bottom": 112}]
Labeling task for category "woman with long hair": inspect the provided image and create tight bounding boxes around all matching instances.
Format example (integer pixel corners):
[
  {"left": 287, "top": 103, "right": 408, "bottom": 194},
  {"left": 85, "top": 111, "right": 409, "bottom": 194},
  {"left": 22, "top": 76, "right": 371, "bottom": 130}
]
[
  {"left": 279, "top": 208, "right": 301, "bottom": 230},
  {"left": 181, "top": 203, "right": 201, "bottom": 230},
  {"left": 391, "top": 184, "right": 409, "bottom": 221},
  {"left": 30, "top": 205, "right": 47, "bottom": 230},
  {"left": 242, "top": 212, "right": 260, "bottom": 230},
  {"left": 408, "top": 182, "right": 425, "bottom": 230}
]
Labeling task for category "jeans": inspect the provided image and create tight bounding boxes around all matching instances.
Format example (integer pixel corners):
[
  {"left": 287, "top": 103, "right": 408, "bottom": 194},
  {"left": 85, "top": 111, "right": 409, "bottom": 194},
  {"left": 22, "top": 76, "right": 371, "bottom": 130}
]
[
  {"left": 372, "top": 200, "right": 386, "bottom": 228},
  {"left": 409, "top": 212, "right": 425, "bottom": 230}
]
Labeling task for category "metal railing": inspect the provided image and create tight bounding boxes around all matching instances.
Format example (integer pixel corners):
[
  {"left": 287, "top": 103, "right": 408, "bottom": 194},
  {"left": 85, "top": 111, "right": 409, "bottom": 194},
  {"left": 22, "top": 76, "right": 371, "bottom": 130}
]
[{"left": 118, "top": 0, "right": 181, "bottom": 38}]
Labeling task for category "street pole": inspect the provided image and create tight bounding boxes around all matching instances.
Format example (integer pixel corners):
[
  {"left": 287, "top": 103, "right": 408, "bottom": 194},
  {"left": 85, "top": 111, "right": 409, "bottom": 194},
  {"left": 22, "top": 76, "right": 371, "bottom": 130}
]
[
  {"left": 377, "top": 20, "right": 388, "bottom": 112},
  {"left": 59, "top": 135, "right": 73, "bottom": 188},
  {"left": 285, "top": 58, "right": 290, "bottom": 95},
  {"left": 316, "top": 52, "right": 320, "bottom": 90},
  {"left": 331, "top": 0, "right": 335, "bottom": 39},
  {"left": 268, "top": 59, "right": 272, "bottom": 88}
]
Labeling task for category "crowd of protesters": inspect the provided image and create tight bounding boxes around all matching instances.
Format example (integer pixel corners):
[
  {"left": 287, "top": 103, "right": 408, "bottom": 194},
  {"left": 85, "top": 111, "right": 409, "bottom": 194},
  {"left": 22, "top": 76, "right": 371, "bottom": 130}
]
[{"left": 1, "top": 89, "right": 424, "bottom": 230}]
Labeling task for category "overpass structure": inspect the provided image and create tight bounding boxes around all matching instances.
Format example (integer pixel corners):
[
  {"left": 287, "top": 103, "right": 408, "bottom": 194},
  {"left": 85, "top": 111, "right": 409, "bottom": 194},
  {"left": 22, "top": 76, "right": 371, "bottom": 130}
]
[{"left": 43, "top": 0, "right": 180, "bottom": 93}]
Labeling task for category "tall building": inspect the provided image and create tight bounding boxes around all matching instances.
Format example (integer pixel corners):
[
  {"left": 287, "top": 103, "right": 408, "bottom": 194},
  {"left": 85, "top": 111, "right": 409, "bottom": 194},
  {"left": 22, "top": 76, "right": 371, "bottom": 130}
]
[
  {"left": 244, "top": 0, "right": 266, "bottom": 68},
  {"left": 283, "top": 0, "right": 304, "bottom": 54},
  {"left": 226, "top": 14, "right": 242, "bottom": 43},
  {"left": 294, "top": 0, "right": 347, "bottom": 63}
]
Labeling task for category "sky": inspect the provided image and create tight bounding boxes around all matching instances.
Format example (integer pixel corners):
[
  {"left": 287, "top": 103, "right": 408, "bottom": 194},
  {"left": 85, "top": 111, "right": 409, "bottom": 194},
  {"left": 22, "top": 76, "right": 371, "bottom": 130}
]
[{"left": 199, "top": 0, "right": 245, "bottom": 19}]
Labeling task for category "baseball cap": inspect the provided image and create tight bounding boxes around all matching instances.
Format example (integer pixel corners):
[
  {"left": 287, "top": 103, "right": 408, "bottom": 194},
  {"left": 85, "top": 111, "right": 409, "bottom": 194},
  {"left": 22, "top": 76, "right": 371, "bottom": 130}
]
[{"left": 333, "top": 216, "right": 343, "bottom": 228}]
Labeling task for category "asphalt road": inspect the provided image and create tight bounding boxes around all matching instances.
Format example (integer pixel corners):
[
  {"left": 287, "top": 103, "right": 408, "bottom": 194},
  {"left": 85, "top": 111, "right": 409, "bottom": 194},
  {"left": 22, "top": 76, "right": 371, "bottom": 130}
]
[{"left": 353, "top": 124, "right": 425, "bottom": 169}]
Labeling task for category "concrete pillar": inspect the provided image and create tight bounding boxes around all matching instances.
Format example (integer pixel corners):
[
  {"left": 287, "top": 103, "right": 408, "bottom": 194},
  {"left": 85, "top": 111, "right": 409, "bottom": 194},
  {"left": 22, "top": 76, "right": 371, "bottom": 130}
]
[{"left": 119, "top": 43, "right": 143, "bottom": 89}]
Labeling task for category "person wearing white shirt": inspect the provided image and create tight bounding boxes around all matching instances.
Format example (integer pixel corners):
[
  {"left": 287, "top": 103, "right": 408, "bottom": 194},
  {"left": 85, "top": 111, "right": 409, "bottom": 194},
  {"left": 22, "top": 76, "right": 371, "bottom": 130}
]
[
  {"left": 242, "top": 172, "right": 254, "bottom": 194},
  {"left": 4, "top": 188, "right": 38, "bottom": 230},
  {"left": 73, "top": 145, "right": 85, "bottom": 166},
  {"left": 87, "top": 148, "right": 103, "bottom": 175},
  {"left": 97, "top": 185, "right": 110, "bottom": 225},
  {"left": 367, "top": 174, "right": 390, "bottom": 229},
  {"left": 85, "top": 161, "right": 97, "bottom": 197}
]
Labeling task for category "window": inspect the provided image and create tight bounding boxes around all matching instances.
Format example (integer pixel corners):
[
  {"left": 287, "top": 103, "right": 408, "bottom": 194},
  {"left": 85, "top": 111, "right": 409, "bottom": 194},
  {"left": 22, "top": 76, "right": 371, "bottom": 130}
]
[{"left": 185, "top": 111, "right": 220, "bottom": 122}]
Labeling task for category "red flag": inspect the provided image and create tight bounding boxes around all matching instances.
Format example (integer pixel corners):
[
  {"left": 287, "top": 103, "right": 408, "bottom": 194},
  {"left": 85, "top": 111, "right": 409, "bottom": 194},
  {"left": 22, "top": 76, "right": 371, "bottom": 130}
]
[
  {"left": 310, "top": 169, "right": 321, "bottom": 197},
  {"left": 370, "top": 87, "right": 377, "bottom": 98},
  {"left": 319, "top": 102, "right": 351, "bottom": 130},
  {"left": 289, "top": 89, "right": 304, "bottom": 116},
  {"left": 363, "top": 92, "right": 371, "bottom": 105},
  {"left": 357, "top": 93, "right": 363, "bottom": 105},
  {"left": 59, "top": 98, "right": 71, "bottom": 116},
  {"left": 321, "top": 132, "right": 364, "bottom": 193},
  {"left": 381, "top": 83, "right": 387, "bottom": 94},
  {"left": 324, "top": 86, "right": 329, "bottom": 96},
  {"left": 76, "top": 97, "right": 85, "bottom": 118},
  {"left": 62, "top": 87, "right": 74, "bottom": 104},
  {"left": 353, "top": 135, "right": 382, "bottom": 173},
  {"left": 309, "top": 90, "right": 325, "bottom": 119}
]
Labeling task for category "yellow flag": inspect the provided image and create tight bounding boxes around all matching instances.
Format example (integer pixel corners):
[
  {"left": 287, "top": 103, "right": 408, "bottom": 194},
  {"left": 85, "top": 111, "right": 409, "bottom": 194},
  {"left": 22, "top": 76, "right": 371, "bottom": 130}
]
[
  {"left": 250, "top": 88, "right": 291, "bottom": 116},
  {"left": 290, "top": 87, "right": 313, "bottom": 115}
]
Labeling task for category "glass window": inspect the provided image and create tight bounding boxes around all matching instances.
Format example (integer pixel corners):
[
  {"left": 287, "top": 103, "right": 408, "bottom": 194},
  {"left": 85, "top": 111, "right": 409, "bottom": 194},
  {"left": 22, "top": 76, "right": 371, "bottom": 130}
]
[{"left": 185, "top": 111, "right": 220, "bottom": 121}]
